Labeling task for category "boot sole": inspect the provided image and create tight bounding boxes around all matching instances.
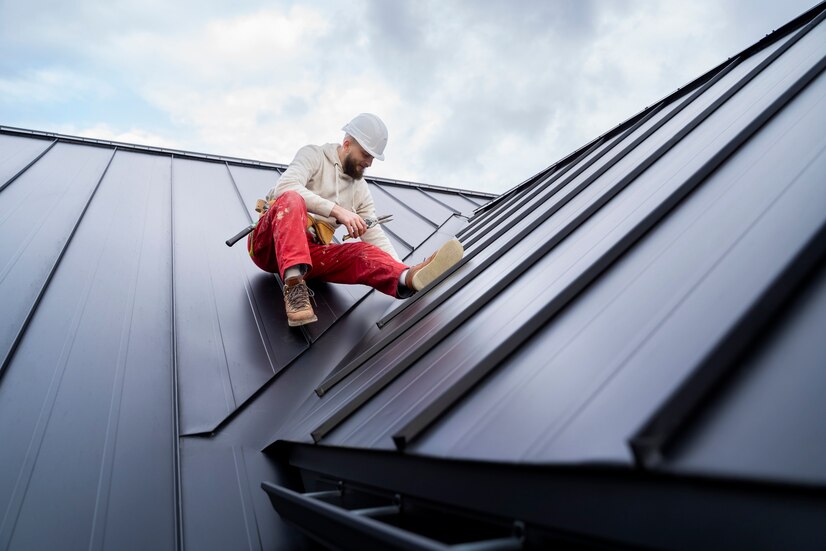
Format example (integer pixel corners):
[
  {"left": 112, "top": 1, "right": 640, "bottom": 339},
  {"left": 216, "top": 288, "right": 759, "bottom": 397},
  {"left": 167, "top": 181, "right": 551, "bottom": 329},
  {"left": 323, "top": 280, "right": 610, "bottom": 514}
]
[
  {"left": 288, "top": 314, "right": 318, "bottom": 327},
  {"left": 411, "top": 238, "right": 464, "bottom": 291}
]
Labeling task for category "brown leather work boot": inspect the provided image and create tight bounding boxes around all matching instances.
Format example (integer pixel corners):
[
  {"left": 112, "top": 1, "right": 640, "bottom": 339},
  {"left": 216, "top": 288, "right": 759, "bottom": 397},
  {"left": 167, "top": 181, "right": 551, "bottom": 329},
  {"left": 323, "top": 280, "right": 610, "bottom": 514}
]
[
  {"left": 405, "top": 238, "right": 464, "bottom": 291},
  {"left": 283, "top": 277, "right": 317, "bottom": 327}
]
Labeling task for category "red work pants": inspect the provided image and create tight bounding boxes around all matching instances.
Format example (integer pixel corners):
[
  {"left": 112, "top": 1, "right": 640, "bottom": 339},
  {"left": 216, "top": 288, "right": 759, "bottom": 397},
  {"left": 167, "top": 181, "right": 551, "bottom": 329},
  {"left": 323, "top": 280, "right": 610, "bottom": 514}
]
[{"left": 248, "top": 191, "right": 408, "bottom": 297}]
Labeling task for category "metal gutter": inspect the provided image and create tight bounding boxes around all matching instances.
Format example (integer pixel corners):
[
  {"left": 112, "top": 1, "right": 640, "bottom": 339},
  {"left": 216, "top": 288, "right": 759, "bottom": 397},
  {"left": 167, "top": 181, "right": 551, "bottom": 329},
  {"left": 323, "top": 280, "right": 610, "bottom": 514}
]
[
  {"left": 266, "top": 441, "right": 826, "bottom": 550},
  {"left": 262, "top": 482, "right": 522, "bottom": 551}
]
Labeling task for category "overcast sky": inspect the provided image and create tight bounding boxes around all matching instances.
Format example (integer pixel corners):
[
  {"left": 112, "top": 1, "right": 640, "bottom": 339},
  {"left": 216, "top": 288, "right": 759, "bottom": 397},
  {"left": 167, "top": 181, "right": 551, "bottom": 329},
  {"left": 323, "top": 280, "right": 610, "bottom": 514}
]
[{"left": 0, "top": 0, "right": 816, "bottom": 194}]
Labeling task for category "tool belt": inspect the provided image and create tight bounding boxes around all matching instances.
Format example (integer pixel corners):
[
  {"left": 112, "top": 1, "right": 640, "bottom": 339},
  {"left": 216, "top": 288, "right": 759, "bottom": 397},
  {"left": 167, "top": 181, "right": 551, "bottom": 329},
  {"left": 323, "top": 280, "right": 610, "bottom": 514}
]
[
  {"left": 255, "top": 199, "right": 336, "bottom": 246},
  {"left": 306, "top": 216, "right": 336, "bottom": 245}
]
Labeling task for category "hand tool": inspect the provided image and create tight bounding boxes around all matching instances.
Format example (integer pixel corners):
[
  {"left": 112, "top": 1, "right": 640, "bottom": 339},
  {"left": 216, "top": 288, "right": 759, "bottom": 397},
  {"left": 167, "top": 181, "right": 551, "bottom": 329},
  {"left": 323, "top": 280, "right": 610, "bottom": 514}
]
[
  {"left": 226, "top": 223, "right": 256, "bottom": 247},
  {"left": 342, "top": 214, "right": 394, "bottom": 240},
  {"left": 225, "top": 199, "right": 270, "bottom": 247}
]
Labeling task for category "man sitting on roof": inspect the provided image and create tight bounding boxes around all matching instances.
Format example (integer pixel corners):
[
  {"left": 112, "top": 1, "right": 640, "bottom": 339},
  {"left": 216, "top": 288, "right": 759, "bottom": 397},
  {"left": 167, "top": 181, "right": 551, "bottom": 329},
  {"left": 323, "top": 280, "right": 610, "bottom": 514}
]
[{"left": 248, "top": 113, "right": 463, "bottom": 327}]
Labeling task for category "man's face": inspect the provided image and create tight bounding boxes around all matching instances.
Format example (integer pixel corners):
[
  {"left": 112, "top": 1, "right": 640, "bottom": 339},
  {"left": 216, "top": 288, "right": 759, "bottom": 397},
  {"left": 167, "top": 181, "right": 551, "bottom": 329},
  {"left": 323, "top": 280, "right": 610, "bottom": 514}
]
[{"left": 342, "top": 140, "right": 373, "bottom": 179}]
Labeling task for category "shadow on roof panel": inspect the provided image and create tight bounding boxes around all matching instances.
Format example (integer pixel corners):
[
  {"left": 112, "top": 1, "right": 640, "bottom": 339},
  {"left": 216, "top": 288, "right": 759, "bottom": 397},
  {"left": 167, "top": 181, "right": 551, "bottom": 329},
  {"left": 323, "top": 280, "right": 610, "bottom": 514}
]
[{"left": 243, "top": 291, "right": 404, "bottom": 445}]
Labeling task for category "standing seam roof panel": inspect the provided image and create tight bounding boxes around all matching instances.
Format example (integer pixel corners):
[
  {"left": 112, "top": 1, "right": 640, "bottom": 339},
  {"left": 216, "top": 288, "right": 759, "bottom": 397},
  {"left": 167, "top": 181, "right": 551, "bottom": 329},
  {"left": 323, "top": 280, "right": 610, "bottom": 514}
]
[
  {"left": 372, "top": 182, "right": 452, "bottom": 226},
  {"left": 414, "top": 57, "right": 826, "bottom": 465},
  {"left": 420, "top": 189, "right": 483, "bottom": 215},
  {"left": 365, "top": 181, "right": 430, "bottom": 249},
  {"left": 546, "top": 105, "right": 826, "bottom": 464},
  {"left": 0, "top": 150, "right": 177, "bottom": 550},
  {"left": 666, "top": 251, "right": 826, "bottom": 484},
  {"left": 0, "top": 134, "right": 54, "bottom": 189},
  {"left": 172, "top": 157, "right": 310, "bottom": 435},
  {"left": 0, "top": 143, "right": 113, "bottom": 374}
]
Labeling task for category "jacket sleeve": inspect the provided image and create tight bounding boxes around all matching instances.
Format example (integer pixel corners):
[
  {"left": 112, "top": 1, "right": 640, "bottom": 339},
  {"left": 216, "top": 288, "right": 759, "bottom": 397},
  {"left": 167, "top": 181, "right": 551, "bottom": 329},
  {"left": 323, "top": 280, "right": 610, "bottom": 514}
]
[
  {"left": 354, "top": 184, "right": 403, "bottom": 262},
  {"left": 267, "top": 146, "right": 337, "bottom": 217}
]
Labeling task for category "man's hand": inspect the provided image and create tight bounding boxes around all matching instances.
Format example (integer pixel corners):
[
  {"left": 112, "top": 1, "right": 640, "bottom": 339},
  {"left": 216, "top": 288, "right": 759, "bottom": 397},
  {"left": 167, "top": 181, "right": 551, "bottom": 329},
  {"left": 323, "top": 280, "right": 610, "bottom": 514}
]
[{"left": 331, "top": 205, "right": 368, "bottom": 239}]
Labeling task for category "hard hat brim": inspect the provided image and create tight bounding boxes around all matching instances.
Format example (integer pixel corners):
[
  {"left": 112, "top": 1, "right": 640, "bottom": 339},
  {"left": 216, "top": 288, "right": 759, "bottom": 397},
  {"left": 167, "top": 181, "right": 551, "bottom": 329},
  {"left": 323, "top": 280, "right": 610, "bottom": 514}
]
[{"left": 342, "top": 123, "right": 386, "bottom": 161}]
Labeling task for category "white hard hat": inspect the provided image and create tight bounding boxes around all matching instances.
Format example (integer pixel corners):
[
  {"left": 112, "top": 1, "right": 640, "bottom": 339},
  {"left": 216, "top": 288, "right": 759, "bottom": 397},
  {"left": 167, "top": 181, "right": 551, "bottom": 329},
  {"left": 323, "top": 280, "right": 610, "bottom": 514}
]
[{"left": 342, "top": 113, "right": 388, "bottom": 161}]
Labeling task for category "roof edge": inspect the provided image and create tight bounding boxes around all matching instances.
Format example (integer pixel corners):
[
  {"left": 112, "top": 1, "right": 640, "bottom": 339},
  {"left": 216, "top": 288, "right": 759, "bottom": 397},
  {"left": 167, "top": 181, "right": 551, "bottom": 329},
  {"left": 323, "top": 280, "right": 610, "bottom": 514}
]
[
  {"left": 0, "top": 124, "right": 284, "bottom": 169},
  {"left": 0, "top": 124, "right": 497, "bottom": 199},
  {"left": 368, "top": 177, "right": 497, "bottom": 199}
]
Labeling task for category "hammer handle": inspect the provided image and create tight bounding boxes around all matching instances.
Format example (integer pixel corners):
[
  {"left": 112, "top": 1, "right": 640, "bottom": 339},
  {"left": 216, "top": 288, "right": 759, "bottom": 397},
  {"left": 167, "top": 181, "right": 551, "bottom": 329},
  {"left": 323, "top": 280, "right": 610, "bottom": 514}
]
[{"left": 225, "top": 224, "right": 255, "bottom": 247}]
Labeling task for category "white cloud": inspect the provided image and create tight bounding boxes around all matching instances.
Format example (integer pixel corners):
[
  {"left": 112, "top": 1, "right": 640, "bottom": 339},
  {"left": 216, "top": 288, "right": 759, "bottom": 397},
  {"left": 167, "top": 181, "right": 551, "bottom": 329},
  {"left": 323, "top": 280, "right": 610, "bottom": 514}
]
[
  {"left": 577, "top": 2, "right": 727, "bottom": 137},
  {"left": 0, "top": 67, "right": 111, "bottom": 104},
  {"left": 1, "top": 0, "right": 817, "bottom": 194},
  {"left": 108, "top": 6, "right": 331, "bottom": 82}
]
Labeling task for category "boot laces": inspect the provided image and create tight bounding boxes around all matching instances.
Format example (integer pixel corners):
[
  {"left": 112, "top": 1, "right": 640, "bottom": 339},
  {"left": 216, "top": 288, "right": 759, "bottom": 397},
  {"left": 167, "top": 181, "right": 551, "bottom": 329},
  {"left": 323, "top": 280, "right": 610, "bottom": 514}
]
[{"left": 285, "top": 281, "right": 314, "bottom": 311}]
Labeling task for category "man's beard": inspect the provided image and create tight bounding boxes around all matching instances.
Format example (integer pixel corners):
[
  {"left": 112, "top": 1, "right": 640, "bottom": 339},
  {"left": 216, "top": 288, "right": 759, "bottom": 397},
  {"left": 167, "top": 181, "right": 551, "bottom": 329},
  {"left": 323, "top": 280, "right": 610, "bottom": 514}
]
[{"left": 342, "top": 153, "right": 364, "bottom": 179}]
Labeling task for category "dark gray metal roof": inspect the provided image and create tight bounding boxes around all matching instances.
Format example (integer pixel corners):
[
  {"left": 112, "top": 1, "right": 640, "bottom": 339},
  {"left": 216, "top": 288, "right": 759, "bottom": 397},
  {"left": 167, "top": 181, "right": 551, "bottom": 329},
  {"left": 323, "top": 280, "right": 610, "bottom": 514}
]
[
  {"left": 0, "top": 126, "right": 493, "bottom": 550},
  {"left": 2, "top": 3, "right": 825, "bottom": 550}
]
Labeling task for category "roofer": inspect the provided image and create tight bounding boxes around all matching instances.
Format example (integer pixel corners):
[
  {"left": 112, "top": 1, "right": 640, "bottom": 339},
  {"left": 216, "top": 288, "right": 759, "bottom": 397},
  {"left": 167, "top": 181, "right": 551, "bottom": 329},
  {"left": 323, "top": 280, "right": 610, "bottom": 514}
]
[{"left": 248, "top": 113, "right": 464, "bottom": 327}]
